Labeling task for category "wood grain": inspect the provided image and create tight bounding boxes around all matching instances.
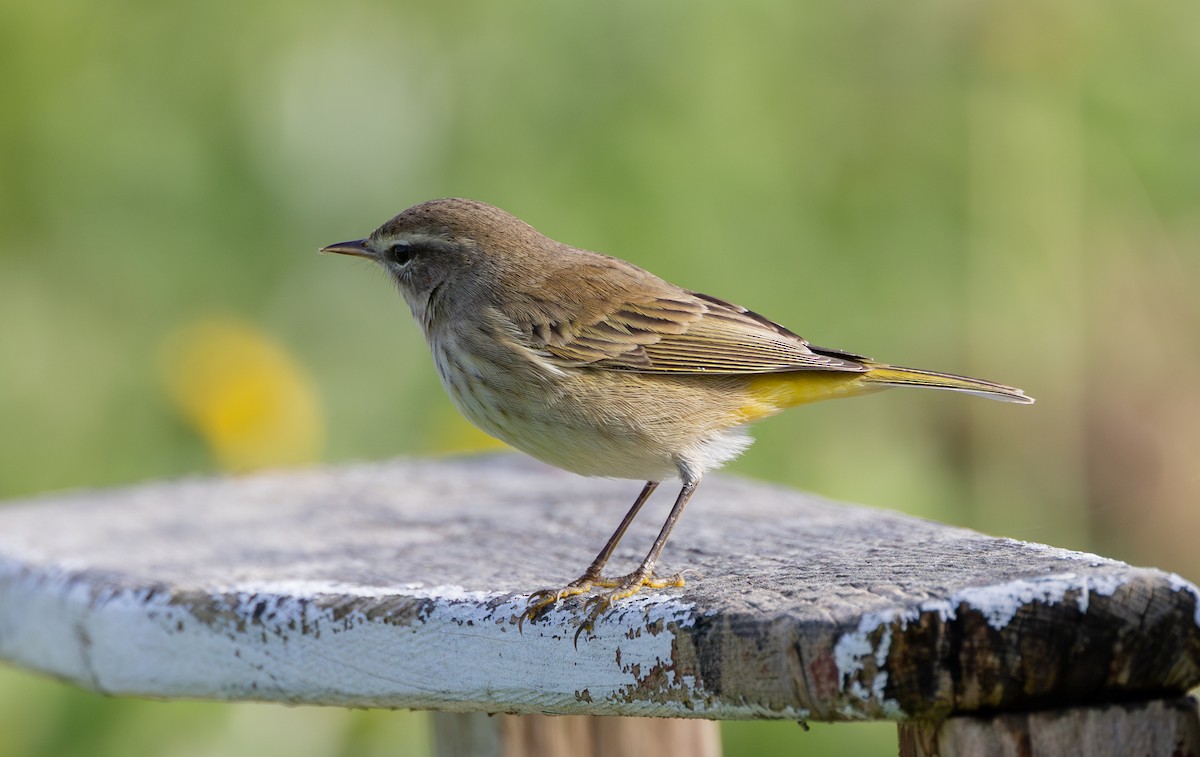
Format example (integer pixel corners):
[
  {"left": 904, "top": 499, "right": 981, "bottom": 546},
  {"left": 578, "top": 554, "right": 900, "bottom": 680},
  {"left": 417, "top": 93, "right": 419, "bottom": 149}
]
[{"left": 0, "top": 455, "right": 1196, "bottom": 721}]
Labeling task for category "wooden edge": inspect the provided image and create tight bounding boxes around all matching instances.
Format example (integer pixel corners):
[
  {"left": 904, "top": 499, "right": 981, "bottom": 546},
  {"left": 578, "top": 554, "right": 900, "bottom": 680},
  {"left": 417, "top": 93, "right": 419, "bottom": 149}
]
[
  {"left": 0, "top": 559, "right": 808, "bottom": 720},
  {"left": 3, "top": 553, "right": 1199, "bottom": 721}
]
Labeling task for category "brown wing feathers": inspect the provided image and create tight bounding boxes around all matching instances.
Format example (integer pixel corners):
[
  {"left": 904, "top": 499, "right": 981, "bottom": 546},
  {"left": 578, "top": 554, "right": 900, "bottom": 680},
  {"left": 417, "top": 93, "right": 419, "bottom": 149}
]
[{"left": 529, "top": 288, "right": 867, "bottom": 375}]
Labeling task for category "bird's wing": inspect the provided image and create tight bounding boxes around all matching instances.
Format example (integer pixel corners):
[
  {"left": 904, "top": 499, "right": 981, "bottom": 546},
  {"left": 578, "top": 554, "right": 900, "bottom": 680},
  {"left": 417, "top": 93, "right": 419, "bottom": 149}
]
[{"left": 527, "top": 289, "right": 869, "bottom": 375}]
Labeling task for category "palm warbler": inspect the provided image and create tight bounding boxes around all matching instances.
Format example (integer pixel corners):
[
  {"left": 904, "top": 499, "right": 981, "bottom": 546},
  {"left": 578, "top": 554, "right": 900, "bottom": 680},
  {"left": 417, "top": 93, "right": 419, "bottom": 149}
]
[{"left": 321, "top": 198, "right": 1033, "bottom": 630}]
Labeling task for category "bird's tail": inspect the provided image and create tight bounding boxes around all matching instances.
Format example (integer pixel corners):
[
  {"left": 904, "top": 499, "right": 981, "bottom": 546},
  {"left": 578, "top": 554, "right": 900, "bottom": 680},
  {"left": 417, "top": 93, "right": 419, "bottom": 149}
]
[
  {"left": 742, "top": 362, "right": 1034, "bottom": 417},
  {"left": 861, "top": 364, "right": 1034, "bottom": 404}
]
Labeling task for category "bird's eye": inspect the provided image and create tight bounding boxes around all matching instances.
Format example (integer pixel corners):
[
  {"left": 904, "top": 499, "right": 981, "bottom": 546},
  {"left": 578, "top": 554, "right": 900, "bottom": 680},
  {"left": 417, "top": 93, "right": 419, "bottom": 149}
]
[{"left": 388, "top": 242, "right": 416, "bottom": 265}]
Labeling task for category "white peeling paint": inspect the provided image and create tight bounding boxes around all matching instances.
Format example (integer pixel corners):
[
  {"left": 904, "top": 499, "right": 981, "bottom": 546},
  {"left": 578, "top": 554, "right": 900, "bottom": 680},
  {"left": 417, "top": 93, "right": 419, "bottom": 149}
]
[
  {"left": 1166, "top": 573, "right": 1200, "bottom": 627},
  {"left": 216, "top": 578, "right": 501, "bottom": 603},
  {"left": 833, "top": 608, "right": 912, "bottom": 719},
  {"left": 829, "top": 565, "right": 1199, "bottom": 720},
  {"left": 929, "top": 571, "right": 1129, "bottom": 631},
  {"left": 0, "top": 560, "right": 807, "bottom": 720},
  {"left": 1003, "top": 538, "right": 1117, "bottom": 567}
]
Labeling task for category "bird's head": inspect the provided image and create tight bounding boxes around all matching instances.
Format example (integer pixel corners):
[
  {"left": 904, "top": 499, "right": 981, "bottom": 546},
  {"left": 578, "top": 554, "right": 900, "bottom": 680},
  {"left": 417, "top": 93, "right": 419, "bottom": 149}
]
[{"left": 321, "top": 198, "right": 553, "bottom": 320}]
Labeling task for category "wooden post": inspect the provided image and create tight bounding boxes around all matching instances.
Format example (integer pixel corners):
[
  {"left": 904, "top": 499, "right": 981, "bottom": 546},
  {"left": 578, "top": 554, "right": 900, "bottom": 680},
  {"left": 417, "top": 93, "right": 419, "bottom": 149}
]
[
  {"left": 898, "top": 697, "right": 1200, "bottom": 757},
  {"left": 0, "top": 455, "right": 1197, "bottom": 754},
  {"left": 431, "top": 713, "right": 720, "bottom": 757}
]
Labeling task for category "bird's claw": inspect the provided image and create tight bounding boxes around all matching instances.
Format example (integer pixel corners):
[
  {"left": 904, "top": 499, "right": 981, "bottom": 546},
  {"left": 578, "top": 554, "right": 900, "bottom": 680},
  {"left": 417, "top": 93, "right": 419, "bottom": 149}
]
[
  {"left": 571, "top": 571, "right": 686, "bottom": 645},
  {"left": 517, "top": 575, "right": 600, "bottom": 632},
  {"left": 518, "top": 569, "right": 689, "bottom": 641}
]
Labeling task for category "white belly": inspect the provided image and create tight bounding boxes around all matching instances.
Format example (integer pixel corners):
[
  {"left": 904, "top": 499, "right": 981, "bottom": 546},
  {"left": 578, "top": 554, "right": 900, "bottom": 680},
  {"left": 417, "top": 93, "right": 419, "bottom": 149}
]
[{"left": 428, "top": 333, "right": 751, "bottom": 482}]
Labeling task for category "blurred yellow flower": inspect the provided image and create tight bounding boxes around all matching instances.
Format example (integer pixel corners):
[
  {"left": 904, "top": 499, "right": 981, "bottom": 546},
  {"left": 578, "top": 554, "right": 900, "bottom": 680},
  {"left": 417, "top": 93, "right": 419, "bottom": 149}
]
[{"left": 160, "top": 317, "right": 323, "bottom": 471}]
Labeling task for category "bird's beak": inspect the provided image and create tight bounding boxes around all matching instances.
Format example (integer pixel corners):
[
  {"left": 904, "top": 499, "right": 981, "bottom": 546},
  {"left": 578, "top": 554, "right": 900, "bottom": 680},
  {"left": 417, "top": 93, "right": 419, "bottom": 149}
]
[{"left": 319, "top": 239, "right": 375, "bottom": 259}]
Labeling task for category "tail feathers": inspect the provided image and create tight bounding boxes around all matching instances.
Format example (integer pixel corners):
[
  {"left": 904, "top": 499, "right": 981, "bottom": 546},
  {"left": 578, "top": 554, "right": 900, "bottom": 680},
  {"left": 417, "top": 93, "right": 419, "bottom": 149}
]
[{"left": 862, "top": 364, "right": 1035, "bottom": 404}]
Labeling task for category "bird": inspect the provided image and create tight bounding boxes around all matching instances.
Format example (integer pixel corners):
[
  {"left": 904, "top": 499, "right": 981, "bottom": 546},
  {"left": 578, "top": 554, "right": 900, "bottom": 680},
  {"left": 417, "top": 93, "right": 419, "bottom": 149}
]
[{"left": 321, "top": 198, "right": 1033, "bottom": 634}]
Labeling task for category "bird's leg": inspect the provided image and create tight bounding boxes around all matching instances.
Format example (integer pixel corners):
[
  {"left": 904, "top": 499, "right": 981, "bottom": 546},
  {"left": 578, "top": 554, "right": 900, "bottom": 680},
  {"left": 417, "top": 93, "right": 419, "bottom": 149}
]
[
  {"left": 519, "top": 481, "right": 658, "bottom": 628},
  {"left": 576, "top": 475, "right": 700, "bottom": 642}
]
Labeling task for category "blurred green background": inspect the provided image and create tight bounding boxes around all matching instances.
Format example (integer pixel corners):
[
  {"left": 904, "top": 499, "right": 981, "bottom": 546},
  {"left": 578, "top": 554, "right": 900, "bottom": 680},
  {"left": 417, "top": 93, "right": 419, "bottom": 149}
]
[{"left": 1, "top": 0, "right": 1197, "bottom": 754}]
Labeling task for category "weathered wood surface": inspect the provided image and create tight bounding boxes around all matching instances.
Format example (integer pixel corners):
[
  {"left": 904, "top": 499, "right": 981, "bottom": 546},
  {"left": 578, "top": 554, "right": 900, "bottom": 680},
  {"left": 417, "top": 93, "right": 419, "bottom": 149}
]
[{"left": 0, "top": 455, "right": 1197, "bottom": 721}]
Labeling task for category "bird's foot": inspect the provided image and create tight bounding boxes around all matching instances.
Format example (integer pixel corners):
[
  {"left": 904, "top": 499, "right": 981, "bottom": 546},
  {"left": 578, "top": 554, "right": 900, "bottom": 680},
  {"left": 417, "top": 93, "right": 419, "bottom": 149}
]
[
  {"left": 518, "top": 574, "right": 602, "bottom": 631},
  {"left": 517, "top": 569, "right": 687, "bottom": 634},
  {"left": 572, "top": 569, "right": 687, "bottom": 645}
]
